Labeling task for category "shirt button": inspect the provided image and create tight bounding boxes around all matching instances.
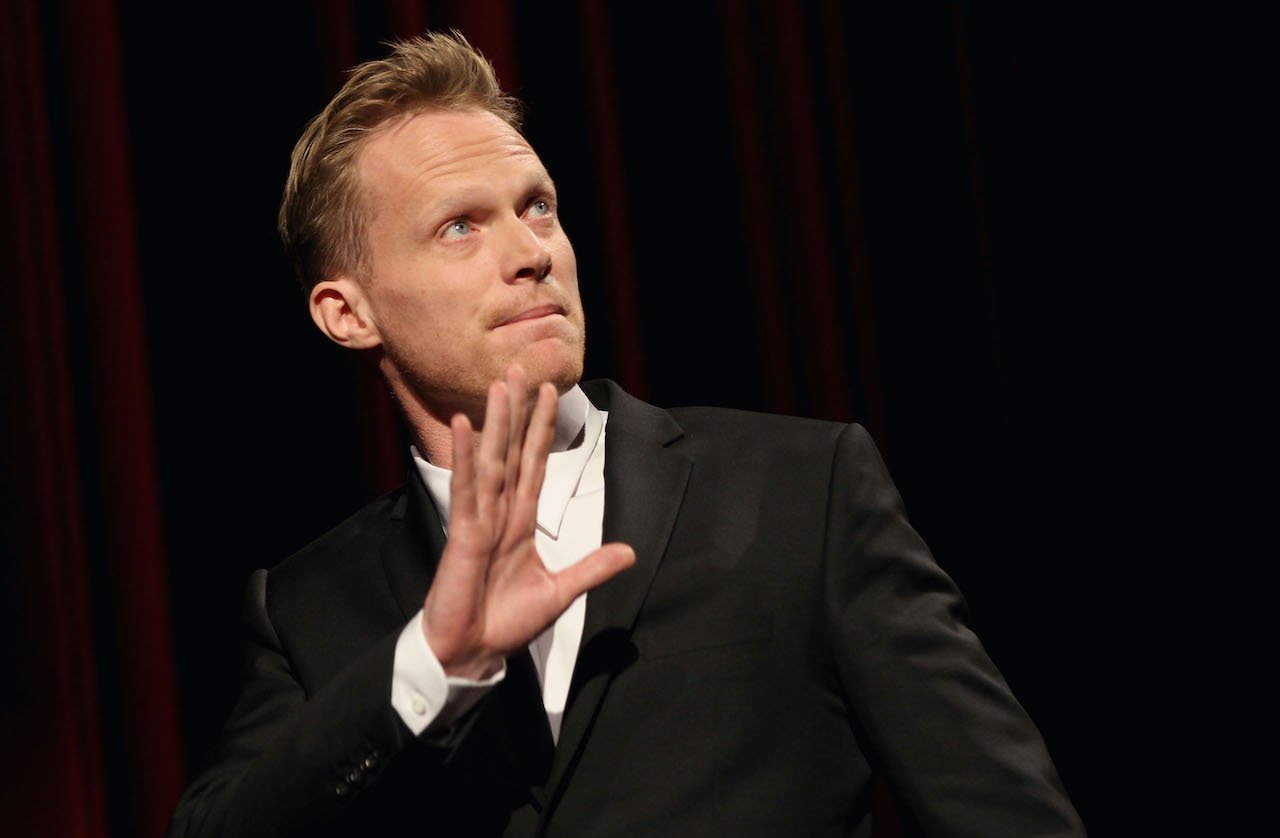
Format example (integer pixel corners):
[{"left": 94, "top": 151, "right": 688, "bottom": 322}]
[
  {"left": 347, "top": 768, "right": 364, "bottom": 785},
  {"left": 334, "top": 781, "right": 350, "bottom": 798},
  {"left": 363, "top": 754, "right": 379, "bottom": 771},
  {"left": 411, "top": 697, "right": 427, "bottom": 716}
]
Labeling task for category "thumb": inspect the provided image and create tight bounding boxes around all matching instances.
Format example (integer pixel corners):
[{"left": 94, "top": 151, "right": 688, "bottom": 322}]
[{"left": 553, "top": 542, "right": 636, "bottom": 607}]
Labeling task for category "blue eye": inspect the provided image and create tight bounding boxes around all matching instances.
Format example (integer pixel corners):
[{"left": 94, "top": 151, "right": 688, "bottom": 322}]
[
  {"left": 530, "top": 199, "right": 550, "bottom": 217},
  {"left": 445, "top": 220, "right": 471, "bottom": 238}
]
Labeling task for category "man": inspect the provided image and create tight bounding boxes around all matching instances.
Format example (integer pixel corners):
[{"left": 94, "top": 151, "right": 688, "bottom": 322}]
[{"left": 170, "top": 32, "right": 1083, "bottom": 837}]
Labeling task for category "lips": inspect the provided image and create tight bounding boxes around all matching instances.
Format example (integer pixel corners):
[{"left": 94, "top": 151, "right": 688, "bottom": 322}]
[{"left": 494, "top": 303, "right": 566, "bottom": 327}]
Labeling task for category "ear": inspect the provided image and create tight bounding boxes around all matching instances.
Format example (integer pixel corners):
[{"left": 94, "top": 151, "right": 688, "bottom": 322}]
[{"left": 309, "top": 275, "right": 383, "bottom": 350}]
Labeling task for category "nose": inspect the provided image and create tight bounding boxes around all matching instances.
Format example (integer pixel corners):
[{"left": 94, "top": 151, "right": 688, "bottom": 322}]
[{"left": 505, "top": 218, "right": 553, "bottom": 283}]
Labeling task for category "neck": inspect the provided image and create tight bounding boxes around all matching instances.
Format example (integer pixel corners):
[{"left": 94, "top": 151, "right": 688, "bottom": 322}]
[
  {"left": 395, "top": 389, "right": 478, "bottom": 470},
  {"left": 376, "top": 365, "right": 478, "bottom": 469},
  {"left": 388, "top": 372, "right": 578, "bottom": 470},
  {"left": 376, "top": 355, "right": 584, "bottom": 468},
  {"left": 410, "top": 419, "right": 465, "bottom": 469}
]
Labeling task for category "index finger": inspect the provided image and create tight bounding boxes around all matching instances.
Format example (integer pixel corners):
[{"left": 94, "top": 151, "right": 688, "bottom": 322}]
[
  {"left": 507, "top": 382, "right": 558, "bottom": 536},
  {"left": 503, "top": 365, "right": 528, "bottom": 495},
  {"left": 475, "top": 379, "right": 510, "bottom": 520},
  {"left": 449, "top": 412, "right": 478, "bottom": 522}
]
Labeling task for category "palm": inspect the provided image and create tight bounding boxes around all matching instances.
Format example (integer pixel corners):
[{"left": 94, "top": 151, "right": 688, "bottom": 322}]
[{"left": 422, "top": 368, "right": 634, "bottom": 679}]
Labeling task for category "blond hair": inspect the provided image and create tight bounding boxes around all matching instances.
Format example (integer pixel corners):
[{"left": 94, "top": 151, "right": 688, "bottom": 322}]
[{"left": 279, "top": 31, "right": 522, "bottom": 290}]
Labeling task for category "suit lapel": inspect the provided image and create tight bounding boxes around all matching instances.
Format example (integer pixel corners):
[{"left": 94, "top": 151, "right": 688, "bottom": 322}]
[
  {"left": 541, "top": 381, "right": 691, "bottom": 818},
  {"left": 379, "top": 466, "right": 446, "bottom": 622}
]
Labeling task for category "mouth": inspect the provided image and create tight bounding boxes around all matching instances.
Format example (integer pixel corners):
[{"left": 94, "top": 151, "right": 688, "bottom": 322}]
[{"left": 495, "top": 303, "right": 566, "bottom": 327}]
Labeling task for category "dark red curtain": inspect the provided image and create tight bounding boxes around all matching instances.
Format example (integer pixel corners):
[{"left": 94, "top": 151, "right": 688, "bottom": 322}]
[
  {"left": 3, "top": 0, "right": 181, "bottom": 835},
  {"left": 2, "top": 2, "right": 1161, "bottom": 834}
]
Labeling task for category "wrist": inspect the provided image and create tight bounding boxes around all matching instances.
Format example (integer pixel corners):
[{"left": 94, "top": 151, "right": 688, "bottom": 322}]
[{"left": 422, "top": 623, "right": 503, "bottom": 680}]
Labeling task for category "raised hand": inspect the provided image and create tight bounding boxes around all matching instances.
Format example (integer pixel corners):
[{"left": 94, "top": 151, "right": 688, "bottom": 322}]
[{"left": 421, "top": 366, "right": 635, "bottom": 679}]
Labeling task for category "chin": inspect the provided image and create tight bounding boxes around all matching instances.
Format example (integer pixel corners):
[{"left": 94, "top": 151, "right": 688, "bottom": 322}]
[
  {"left": 551, "top": 365, "right": 583, "bottom": 395},
  {"left": 544, "top": 358, "right": 585, "bottom": 393},
  {"left": 517, "top": 344, "right": 584, "bottom": 394}
]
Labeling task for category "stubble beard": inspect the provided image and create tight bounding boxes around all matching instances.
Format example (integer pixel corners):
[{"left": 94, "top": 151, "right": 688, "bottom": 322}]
[{"left": 380, "top": 328, "right": 586, "bottom": 437}]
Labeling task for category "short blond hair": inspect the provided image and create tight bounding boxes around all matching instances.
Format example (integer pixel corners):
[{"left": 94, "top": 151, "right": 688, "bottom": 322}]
[{"left": 279, "top": 31, "right": 522, "bottom": 290}]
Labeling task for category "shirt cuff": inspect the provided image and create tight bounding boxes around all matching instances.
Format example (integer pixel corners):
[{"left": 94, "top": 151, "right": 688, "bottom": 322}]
[{"left": 391, "top": 609, "right": 506, "bottom": 735}]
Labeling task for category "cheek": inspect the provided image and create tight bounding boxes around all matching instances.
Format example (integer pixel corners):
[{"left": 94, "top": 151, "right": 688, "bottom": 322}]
[
  {"left": 552, "top": 241, "right": 582, "bottom": 297},
  {"left": 380, "top": 287, "right": 440, "bottom": 338},
  {"left": 377, "top": 268, "right": 478, "bottom": 331}
]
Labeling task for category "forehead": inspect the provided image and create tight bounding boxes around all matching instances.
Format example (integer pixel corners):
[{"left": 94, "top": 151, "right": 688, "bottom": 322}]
[{"left": 357, "top": 108, "right": 546, "bottom": 206}]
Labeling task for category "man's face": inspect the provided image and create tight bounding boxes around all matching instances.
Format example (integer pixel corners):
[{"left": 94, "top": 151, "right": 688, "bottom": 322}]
[{"left": 354, "top": 108, "right": 585, "bottom": 415}]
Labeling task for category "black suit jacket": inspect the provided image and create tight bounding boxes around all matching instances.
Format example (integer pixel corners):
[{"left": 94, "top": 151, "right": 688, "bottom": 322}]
[{"left": 170, "top": 380, "right": 1083, "bottom": 837}]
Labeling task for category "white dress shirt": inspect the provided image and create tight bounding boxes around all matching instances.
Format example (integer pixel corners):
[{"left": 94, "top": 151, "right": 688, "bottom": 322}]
[{"left": 390, "top": 386, "right": 607, "bottom": 743}]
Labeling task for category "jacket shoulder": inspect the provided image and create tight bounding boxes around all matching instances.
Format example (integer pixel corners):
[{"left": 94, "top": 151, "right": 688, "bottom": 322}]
[
  {"left": 666, "top": 403, "right": 854, "bottom": 458},
  {"left": 258, "top": 485, "right": 415, "bottom": 678},
  {"left": 584, "top": 378, "right": 864, "bottom": 456},
  {"left": 270, "top": 485, "right": 407, "bottom": 579},
  {"left": 667, "top": 403, "right": 845, "bottom": 433}
]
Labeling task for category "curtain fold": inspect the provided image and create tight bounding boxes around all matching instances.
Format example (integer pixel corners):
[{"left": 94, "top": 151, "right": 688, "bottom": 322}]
[
  {"left": 1, "top": 1, "right": 111, "bottom": 835},
  {"left": 58, "top": 2, "right": 184, "bottom": 833},
  {"left": 2, "top": 0, "right": 182, "bottom": 835}
]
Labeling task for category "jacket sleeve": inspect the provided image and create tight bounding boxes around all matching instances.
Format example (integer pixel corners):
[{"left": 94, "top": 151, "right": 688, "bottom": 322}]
[
  {"left": 167, "top": 570, "right": 471, "bottom": 838},
  {"left": 823, "top": 424, "right": 1085, "bottom": 837}
]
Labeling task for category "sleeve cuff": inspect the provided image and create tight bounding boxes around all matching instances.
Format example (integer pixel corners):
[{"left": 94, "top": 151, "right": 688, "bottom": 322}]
[{"left": 391, "top": 610, "right": 506, "bottom": 735}]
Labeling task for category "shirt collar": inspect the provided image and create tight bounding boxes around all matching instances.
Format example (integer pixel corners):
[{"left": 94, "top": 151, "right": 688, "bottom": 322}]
[{"left": 412, "top": 384, "right": 604, "bottom": 538}]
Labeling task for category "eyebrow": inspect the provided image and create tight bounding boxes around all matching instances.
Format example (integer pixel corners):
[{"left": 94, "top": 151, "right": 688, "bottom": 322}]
[
  {"left": 425, "top": 173, "right": 558, "bottom": 222},
  {"left": 519, "top": 172, "right": 559, "bottom": 204},
  {"left": 427, "top": 187, "right": 489, "bottom": 221}
]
